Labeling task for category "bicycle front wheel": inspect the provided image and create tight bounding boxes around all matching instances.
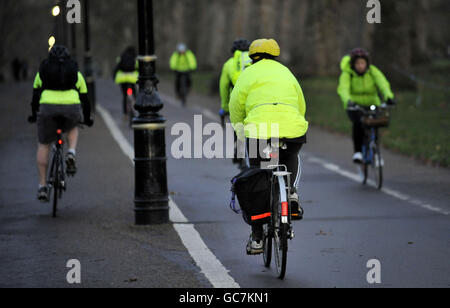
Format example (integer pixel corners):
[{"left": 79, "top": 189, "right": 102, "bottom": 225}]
[{"left": 371, "top": 145, "right": 383, "bottom": 190}]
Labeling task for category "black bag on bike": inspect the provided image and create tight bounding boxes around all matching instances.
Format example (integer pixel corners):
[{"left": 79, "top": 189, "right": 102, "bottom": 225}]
[
  {"left": 231, "top": 168, "right": 272, "bottom": 226},
  {"left": 39, "top": 58, "right": 78, "bottom": 91}
]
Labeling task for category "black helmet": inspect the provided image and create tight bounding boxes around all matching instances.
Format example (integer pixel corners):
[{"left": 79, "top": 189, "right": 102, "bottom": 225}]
[
  {"left": 231, "top": 39, "right": 251, "bottom": 53},
  {"left": 350, "top": 47, "right": 370, "bottom": 69},
  {"left": 49, "top": 45, "right": 70, "bottom": 62}
]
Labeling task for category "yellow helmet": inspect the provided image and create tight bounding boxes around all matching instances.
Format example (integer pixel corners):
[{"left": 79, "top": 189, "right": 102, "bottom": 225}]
[{"left": 249, "top": 39, "right": 281, "bottom": 58}]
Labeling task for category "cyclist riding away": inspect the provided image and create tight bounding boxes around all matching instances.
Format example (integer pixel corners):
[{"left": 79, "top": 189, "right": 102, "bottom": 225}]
[
  {"left": 170, "top": 43, "right": 197, "bottom": 100},
  {"left": 219, "top": 39, "right": 252, "bottom": 117},
  {"left": 220, "top": 39, "right": 252, "bottom": 166},
  {"left": 28, "top": 45, "right": 94, "bottom": 202},
  {"left": 337, "top": 48, "right": 395, "bottom": 164},
  {"left": 113, "top": 46, "right": 139, "bottom": 116},
  {"left": 229, "top": 39, "right": 309, "bottom": 254}
]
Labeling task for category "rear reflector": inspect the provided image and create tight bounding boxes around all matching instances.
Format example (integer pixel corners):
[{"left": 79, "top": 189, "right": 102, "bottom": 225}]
[
  {"left": 282, "top": 202, "right": 289, "bottom": 217},
  {"left": 251, "top": 213, "right": 271, "bottom": 221}
]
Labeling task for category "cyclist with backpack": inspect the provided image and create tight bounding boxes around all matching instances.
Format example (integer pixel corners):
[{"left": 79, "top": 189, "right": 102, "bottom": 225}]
[
  {"left": 169, "top": 43, "right": 197, "bottom": 101},
  {"left": 28, "top": 45, "right": 94, "bottom": 202},
  {"left": 113, "top": 46, "right": 139, "bottom": 116},
  {"left": 229, "top": 39, "right": 308, "bottom": 254},
  {"left": 337, "top": 48, "right": 395, "bottom": 164}
]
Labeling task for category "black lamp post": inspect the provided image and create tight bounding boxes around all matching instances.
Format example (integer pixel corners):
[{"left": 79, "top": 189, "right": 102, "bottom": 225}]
[
  {"left": 83, "top": 0, "right": 96, "bottom": 111},
  {"left": 133, "top": 0, "right": 169, "bottom": 225}
]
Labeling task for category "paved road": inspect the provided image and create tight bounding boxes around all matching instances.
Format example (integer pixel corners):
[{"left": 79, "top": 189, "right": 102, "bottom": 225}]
[{"left": 1, "top": 79, "right": 449, "bottom": 288}]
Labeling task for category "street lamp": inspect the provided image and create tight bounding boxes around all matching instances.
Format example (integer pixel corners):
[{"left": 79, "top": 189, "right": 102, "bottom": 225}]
[
  {"left": 83, "top": 0, "right": 96, "bottom": 111},
  {"left": 48, "top": 35, "right": 56, "bottom": 51},
  {"left": 133, "top": 0, "right": 169, "bottom": 225},
  {"left": 52, "top": 5, "right": 60, "bottom": 17}
]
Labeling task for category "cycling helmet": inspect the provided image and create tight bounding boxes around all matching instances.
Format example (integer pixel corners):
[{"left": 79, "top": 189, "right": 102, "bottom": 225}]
[
  {"left": 49, "top": 45, "right": 70, "bottom": 62},
  {"left": 231, "top": 39, "right": 251, "bottom": 53},
  {"left": 249, "top": 39, "right": 280, "bottom": 60},
  {"left": 350, "top": 47, "right": 370, "bottom": 68},
  {"left": 177, "top": 43, "right": 187, "bottom": 53}
]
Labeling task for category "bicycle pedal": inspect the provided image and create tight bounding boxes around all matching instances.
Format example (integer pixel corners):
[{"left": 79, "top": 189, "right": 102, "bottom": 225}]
[{"left": 289, "top": 230, "right": 295, "bottom": 239}]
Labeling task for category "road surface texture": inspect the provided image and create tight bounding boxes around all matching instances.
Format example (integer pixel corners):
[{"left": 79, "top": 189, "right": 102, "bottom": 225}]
[{"left": 1, "top": 79, "right": 449, "bottom": 288}]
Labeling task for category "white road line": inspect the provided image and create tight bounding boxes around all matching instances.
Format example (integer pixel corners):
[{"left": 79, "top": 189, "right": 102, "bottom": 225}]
[
  {"left": 96, "top": 104, "right": 240, "bottom": 288},
  {"left": 305, "top": 154, "right": 450, "bottom": 216}
]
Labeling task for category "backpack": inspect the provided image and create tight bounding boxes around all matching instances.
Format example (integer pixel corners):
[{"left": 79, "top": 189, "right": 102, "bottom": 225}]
[
  {"left": 39, "top": 57, "right": 78, "bottom": 91},
  {"left": 231, "top": 51, "right": 251, "bottom": 86},
  {"left": 230, "top": 167, "right": 273, "bottom": 226},
  {"left": 119, "top": 52, "right": 137, "bottom": 72}
]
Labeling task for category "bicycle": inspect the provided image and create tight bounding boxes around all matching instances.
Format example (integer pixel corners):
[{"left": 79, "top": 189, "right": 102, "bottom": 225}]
[
  {"left": 177, "top": 73, "right": 190, "bottom": 107},
  {"left": 349, "top": 103, "right": 391, "bottom": 190},
  {"left": 47, "top": 120, "right": 68, "bottom": 218},
  {"left": 123, "top": 83, "right": 137, "bottom": 128},
  {"left": 241, "top": 141, "right": 294, "bottom": 280}
]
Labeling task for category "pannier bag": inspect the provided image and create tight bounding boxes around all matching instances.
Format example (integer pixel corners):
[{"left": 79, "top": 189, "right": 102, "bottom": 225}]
[{"left": 230, "top": 167, "right": 272, "bottom": 226}]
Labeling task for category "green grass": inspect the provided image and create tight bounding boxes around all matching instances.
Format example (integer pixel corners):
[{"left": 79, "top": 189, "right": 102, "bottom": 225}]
[{"left": 301, "top": 76, "right": 450, "bottom": 167}]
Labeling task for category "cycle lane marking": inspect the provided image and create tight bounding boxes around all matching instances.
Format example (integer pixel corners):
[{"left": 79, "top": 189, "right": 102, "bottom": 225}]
[
  {"left": 305, "top": 154, "right": 450, "bottom": 216},
  {"left": 96, "top": 104, "right": 240, "bottom": 289}
]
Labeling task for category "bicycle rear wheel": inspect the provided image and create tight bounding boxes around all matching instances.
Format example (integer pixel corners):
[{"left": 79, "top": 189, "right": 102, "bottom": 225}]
[
  {"left": 272, "top": 179, "right": 288, "bottom": 280},
  {"left": 52, "top": 157, "right": 59, "bottom": 218}
]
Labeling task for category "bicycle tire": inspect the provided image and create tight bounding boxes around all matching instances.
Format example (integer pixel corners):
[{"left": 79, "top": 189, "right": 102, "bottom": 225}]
[
  {"left": 362, "top": 164, "right": 368, "bottom": 185},
  {"left": 127, "top": 96, "right": 135, "bottom": 128},
  {"left": 52, "top": 155, "right": 59, "bottom": 218},
  {"left": 372, "top": 145, "right": 383, "bottom": 190},
  {"left": 273, "top": 179, "right": 288, "bottom": 280}
]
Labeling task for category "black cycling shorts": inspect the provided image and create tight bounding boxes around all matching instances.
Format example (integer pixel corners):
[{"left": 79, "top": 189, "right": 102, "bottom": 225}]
[{"left": 37, "top": 104, "right": 81, "bottom": 144}]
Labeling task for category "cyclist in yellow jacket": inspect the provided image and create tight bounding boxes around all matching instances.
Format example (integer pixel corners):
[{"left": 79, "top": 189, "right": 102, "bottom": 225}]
[
  {"left": 219, "top": 39, "right": 251, "bottom": 116},
  {"left": 170, "top": 43, "right": 197, "bottom": 100},
  {"left": 28, "top": 45, "right": 93, "bottom": 202},
  {"left": 229, "top": 39, "right": 308, "bottom": 253},
  {"left": 337, "top": 48, "right": 395, "bottom": 163}
]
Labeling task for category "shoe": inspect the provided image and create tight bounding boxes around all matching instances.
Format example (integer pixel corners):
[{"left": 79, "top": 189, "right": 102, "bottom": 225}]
[
  {"left": 246, "top": 228, "right": 264, "bottom": 255},
  {"left": 37, "top": 186, "right": 49, "bottom": 203},
  {"left": 289, "top": 193, "right": 304, "bottom": 221},
  {"left": 66, "top": 152, "right": 77, "bottom": 176},
  {"left": 353, "top": 152, "right": 363, "bottom": 164}
]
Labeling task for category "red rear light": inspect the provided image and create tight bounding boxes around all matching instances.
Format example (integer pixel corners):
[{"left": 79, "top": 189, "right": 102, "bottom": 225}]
[
  {"left": 57, "top": 129, "right": 62, "bottom": 134},
  {"left": 127, "top": 88, "right": 133, "bottom": 96},
  {"left": 58, "top": 140, "right": 63, "bottom": 145},
  {"left": 281, "top": 202, "right": 289, "bottom": 217}
]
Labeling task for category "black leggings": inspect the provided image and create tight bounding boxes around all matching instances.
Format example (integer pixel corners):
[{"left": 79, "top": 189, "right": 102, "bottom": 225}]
[
  {"left": 347, "top": 110, "right": 365, "bottom": 153},
  {"left": 246, "top": 139, "right": 304, "bottom": 192}
]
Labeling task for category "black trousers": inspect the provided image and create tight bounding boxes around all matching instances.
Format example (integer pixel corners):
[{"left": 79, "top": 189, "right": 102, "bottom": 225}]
[
  {"left": 246, "top": 139, "right": 304, "bottom": 192},
  {"left": 247, "top": 138, "right": 304, "bottom": 234},
  {"left": 347, "top": 110, "right": 365, "bottom": 153}
]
